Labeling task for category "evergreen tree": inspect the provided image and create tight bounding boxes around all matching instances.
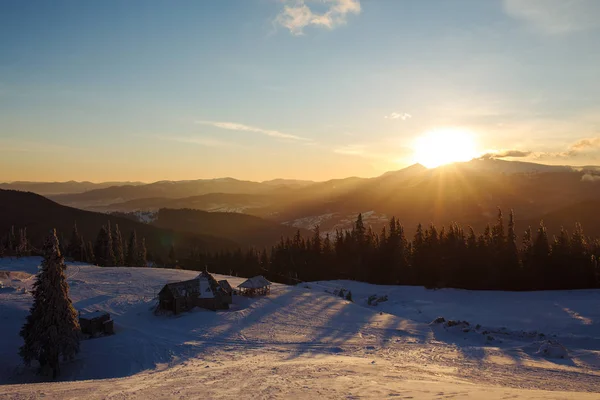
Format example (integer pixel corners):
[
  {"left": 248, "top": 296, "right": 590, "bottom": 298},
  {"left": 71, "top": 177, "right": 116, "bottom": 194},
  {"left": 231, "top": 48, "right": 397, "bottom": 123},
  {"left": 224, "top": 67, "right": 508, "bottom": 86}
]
[
  {"left": 86, "top": 240, "right": 95, "bottom": 264},
  {"left": 94, "top": 225, "right": 115, "bottom": 267},
  {"left": 113, "top": 224, "right": 124, "bottom": 266},
  {"left": 66, "top": 222, "right": 83, "bottom": 262},
  {"left": 80, "top": 236, "right": 89, "bottom": 264},
  {"left": 345, "top": 290, "right": 353, "bottom": 302},
  {"left": 17, "top": 228, "right": 29, "bottom": 258},
  {"left": 137, "top": 238, "right": 147, "bottom": 267},
  {"left": 259, "top": 248, "right": 269, "bottom": 271},
  {"left": 505, "top": 210, "right": 520, "bottom": 289},
  {"left": 532, "top": 221, "right": 550, "bottom": 289},
  {"left": 125, "top": 230, "right": 138, "bottom": 267},
  {"left": 19, "top": 229, "right": 80, "bottom": 378},
  {"left": 168, "top": 244, "right": 177, "bottom": 266},
  {"left": 7, "top": 226, "right": 16, "bottom": 257}
]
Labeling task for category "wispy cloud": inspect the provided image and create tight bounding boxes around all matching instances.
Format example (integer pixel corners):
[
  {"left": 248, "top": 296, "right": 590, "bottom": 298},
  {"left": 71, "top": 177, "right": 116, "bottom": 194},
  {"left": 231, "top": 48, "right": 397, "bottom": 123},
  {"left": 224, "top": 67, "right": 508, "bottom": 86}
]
[
  {"left": 275, "top": 0, "right": 361, "bottom": 36},
  {"left": 384, "top": 112, "right": 411, "bottom": 121},
  {"left": 195, "top": 120, "right": 308, "bottom": 141},
  {"left": 533, "top": 137, "right": 600, "bottom": 159},
  {"left": 568, "top": 137, "right": 600, "bottom": 153},
  {"left": 155, "top": 135, "right": 232, "bottom": 147},
  {"left": 479, "top": 150, "right": 532, "bottom": 160},
  {"left": 503, "top": 0, "right": 600, "bottom": 34}
]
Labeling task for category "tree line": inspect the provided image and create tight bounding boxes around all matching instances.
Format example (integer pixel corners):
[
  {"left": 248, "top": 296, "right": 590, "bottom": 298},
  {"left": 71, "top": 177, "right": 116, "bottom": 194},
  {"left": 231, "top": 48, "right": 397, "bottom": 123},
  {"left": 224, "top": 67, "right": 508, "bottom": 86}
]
[
  {"left": 0, "top": 222, "right": 147, "bottom": 268},
  {"left": 4, "top": 210, "right": 600, "bottom": 291},
  {"left": 184, "top": 210, "right": 600, "bottom": 291}
]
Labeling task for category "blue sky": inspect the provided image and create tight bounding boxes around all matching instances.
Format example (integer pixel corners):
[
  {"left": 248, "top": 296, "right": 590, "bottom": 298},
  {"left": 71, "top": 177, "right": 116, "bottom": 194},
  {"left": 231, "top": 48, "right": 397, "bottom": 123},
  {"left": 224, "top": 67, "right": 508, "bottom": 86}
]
[{"left": 1, "top": 0, "right": 600, "bottom": 182}]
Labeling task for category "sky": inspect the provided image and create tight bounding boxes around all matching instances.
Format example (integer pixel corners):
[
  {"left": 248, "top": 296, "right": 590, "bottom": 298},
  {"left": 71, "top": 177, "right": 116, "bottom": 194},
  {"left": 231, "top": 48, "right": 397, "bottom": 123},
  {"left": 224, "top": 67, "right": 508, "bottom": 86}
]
[{"left": 1, "top": 0, "right": 600, "bottom": 182}]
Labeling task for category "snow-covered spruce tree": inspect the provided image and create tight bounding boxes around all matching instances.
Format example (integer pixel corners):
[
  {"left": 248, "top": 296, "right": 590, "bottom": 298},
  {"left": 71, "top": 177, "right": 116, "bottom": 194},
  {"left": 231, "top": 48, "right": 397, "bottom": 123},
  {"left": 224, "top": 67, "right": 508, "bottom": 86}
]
[
  {"left": 19, "top": 229, "right": 80, "bottom": 379},
  {"left": 113, "top": 224, "right": 124, "bottom": 266}
]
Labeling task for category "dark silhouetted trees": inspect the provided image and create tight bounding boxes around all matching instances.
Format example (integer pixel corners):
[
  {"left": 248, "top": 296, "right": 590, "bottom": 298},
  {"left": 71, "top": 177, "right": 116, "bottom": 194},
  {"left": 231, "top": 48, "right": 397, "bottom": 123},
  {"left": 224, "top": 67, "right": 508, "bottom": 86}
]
[{"left": 19, "top": 229, "right": 80, "bottom": 379}]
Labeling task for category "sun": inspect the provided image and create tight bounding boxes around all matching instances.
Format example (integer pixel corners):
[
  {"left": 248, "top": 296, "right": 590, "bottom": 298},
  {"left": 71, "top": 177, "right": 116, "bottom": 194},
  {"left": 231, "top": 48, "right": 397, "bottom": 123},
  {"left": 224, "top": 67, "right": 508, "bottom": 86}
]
[{"left": 413, "top": 128, "right": 478, "bottom": 168}]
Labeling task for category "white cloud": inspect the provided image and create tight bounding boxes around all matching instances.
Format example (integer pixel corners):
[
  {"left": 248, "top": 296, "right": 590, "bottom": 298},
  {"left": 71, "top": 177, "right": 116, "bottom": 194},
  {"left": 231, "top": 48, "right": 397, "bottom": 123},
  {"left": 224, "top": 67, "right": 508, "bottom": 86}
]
[
  {"left": 384, "top": 112, "right": 412, "bottom": 120},
  {"left": 275, "top": 0, "right": 361, "bottom": 36},
  {"left": 195, "top": 120, "right": 308, "bottom": 141},
  {"left": 503, "top": 0, "right": 600, "bottom": 34},
  {"left": 533, "top": 137, "right": 600, "bottom": 159},
  {"left": 582, "top": 173, "right": 600, "bottom": 182}
]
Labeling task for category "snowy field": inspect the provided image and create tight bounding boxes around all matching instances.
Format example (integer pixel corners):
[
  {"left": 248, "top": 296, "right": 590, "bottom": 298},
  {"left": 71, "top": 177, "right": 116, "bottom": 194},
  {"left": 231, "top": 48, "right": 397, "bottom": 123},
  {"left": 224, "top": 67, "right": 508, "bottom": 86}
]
[{"left": 1, "top": 257, "right": 599, "bottom": 399}]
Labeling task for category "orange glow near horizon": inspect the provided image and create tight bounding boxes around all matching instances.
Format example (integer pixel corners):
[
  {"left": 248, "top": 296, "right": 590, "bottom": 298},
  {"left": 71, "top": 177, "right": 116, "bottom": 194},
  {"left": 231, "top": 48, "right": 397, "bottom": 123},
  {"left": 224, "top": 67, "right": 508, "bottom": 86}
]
[{"left": 413, "top": 128, "right": 479, "bottom": 168}]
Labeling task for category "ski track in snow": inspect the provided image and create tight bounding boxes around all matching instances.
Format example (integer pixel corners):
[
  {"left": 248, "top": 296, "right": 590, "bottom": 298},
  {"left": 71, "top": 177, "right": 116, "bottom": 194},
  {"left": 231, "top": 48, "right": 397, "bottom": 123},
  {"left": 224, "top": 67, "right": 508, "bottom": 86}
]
[{"left": 1, "top": 257, "right": 599, "bottom": 399}]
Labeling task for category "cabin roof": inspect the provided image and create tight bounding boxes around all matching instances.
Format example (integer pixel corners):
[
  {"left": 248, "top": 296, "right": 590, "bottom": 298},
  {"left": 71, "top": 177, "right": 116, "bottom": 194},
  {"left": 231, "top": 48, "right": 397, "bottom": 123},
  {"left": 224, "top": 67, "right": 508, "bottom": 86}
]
[
  {"left": 161, "top": 279, "right": 201, "bottom": 299},
  {"left": 160, "top": 271, "right": 228, "bottom": 299},
  {"left": 218, "top": 280, "right": 233, "bottom": 293},
  {"left": 238, "top": 275, "right": 271, "bottom": 289},
  {"left": 79, "top": 310, "right": 110, "bottom": 320}
]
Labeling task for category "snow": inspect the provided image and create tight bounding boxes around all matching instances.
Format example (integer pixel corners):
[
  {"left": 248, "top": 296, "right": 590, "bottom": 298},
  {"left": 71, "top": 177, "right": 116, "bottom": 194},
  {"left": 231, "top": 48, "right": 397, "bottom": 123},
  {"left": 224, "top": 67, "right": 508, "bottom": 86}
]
[
  {"left": 79, "top": 310, "right": 109, "bottom": 320},
  {"left": 1, "top": 257, "right": 600, "bottom": 399},
  {"left": 285, "top": 211, "right": 389, "bottom": 237},
  {"left": 197, "top": 274, "right": 214, "bottom": 298},
  {"left": 237, "top": 275, "right": 271, "bottom": 289},
  {"left": 536, "top": 340, "right": 569, "bottom": 359}
]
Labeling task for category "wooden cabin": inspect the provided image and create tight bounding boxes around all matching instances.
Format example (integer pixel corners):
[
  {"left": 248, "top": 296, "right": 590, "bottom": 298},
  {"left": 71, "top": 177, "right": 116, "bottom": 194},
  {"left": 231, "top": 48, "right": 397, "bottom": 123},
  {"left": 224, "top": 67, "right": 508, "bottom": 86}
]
[
  {"left": 158, "top": 271, "right": 232, "bottom": 314},
  {"left": 237, "top": 275, "right": 271, "bottom": 297},
  {"left": 79, "top": 310, "right": 114, "bottom": 336}
]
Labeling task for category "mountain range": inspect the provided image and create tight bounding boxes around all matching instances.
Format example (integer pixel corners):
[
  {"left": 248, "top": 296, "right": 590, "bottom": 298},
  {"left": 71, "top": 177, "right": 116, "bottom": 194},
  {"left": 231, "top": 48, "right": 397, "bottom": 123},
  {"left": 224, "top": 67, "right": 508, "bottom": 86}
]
[{"left": 4, "top": 159, "right": 600, "bottom": 245}]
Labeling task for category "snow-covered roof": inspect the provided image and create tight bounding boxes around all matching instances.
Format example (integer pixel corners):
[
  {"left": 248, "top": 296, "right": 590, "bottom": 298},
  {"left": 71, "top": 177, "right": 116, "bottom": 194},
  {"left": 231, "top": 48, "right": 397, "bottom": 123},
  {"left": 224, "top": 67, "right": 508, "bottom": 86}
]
[
  {"left": 218, "top": 280, "right": 233, "bottom": 293},
  {"left": 238, "top": 276, "right": 271, "bottom": 289},
  {"left": 198, "top": 275, "right": 214, "bottom": 299},
  {"left": 79, "top": 310, "right": 109, "bottom": 320},
  {"left": 161, "top": 271, "right": 224, "bottom": 299}
]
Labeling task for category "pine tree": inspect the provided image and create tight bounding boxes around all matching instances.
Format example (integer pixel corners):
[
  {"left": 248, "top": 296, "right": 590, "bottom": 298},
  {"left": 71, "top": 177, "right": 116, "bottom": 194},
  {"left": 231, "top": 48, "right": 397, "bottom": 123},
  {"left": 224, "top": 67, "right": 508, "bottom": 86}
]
[
  {"left": 17, "top": 228, "right": 29, "bottom": 258},
  {"left": 354, "top": 213, "right": 366, "bottom": 243},
  {"left": 86, "top": 241, "right": 95, "bottom": 264},
  {"left": 259, "top": 248, "right": 269, "bottom": 271},
  {"left": 94, "top": 225, "right": 115, "bottom": 267},
  {"left": 125, "top": 230, "right": 138, "bottom": 267},
  {"left": 345, "top": 290, "right": 353, "bottom": 302},
  {"left": 532, "top": 221, "right": 550, "bottom": 289},
  {"left": 80, "top": 236, "right": 89, "bottom": 264},
  {"left": 137, "top": 238, "right": 147, "bottom": 267},
  {"left": 19, "top": 229, "right": 80, "bottom": 378},
  {"left": 66, "top": 222, "right": 83, "bottom": 262},
  {"left": 505, "top": 210, "right": 520, "bottom": 289},
  {"left": 113, "top": 224, "right": 124, "bottom": 266},
  {"left": 105, "top": 221, "right": 115, "bottom": 267},
  {"left": 7, "top": 226, "right": 16, "bottom": 257}
]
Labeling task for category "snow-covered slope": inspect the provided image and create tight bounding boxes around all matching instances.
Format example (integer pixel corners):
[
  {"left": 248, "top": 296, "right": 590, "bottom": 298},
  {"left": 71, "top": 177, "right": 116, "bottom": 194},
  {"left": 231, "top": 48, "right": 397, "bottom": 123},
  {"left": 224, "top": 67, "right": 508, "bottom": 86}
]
[{"left": 1, "top": 258, "right": 599, "bottom": 399}]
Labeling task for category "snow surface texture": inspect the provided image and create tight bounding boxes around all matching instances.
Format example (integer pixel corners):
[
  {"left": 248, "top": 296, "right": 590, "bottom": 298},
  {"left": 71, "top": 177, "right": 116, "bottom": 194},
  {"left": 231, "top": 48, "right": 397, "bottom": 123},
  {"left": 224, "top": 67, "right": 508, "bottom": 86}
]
[{"left": 1, "top": 258, "right": 600, "bottom": 399}]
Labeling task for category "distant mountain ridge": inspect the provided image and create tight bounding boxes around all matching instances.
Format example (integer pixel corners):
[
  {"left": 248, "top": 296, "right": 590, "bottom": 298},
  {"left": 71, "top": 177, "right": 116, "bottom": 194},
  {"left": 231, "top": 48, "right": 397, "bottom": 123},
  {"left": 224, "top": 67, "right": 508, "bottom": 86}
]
[
  {"left": 7, "top": 159, "right": 600, "bottom": 240},
  {"left": 0, "top": 181, "right": 144, "bottom": 195},
  {"left": 0, "top": 189, "right": 237, "bottom": 258}
]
